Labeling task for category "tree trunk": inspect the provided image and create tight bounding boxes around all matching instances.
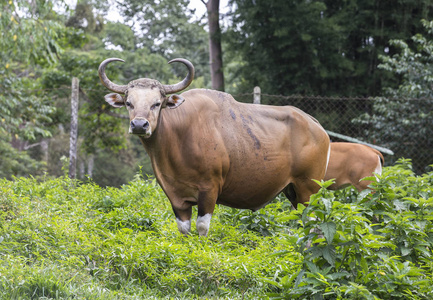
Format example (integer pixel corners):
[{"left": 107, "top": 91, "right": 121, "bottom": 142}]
[
  {"left": 69, "top": 77, "right": 79, "bottom": 179},
  {"left": 87, "top": 154, "right": 94, "bottom": 179},
  {"left": 206, "top": 0, "right": 225, "bottom": 91}
]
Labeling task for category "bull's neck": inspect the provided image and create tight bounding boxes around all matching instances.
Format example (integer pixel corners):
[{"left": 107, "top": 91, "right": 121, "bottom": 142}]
[
  {"left": 137, "top": 109, "right": 168, "bottom": 157},
  {"left": 137, "top": 110, "right": 178, "bottom": 182}
]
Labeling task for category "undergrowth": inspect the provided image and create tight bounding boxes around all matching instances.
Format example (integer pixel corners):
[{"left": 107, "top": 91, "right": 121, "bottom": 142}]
[
  {"left": 0, "top": 159, "right": 432, "bottom": 299},
  {"left": 0, "top": 171, "right": 297, "bottom": 299}
]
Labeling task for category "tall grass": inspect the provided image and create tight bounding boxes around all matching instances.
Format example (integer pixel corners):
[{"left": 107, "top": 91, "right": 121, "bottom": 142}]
[
  {"left": 1, "top": 159, "right": 432, "bottom": 299},
  {"left": 0, "top": 173, "right": 298, "bottom": 299}
]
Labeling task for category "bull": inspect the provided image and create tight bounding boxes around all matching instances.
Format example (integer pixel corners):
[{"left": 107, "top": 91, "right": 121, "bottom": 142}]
[
  {"left": 98, "top": 58, "right": 330, "bottom": 236},
  {"left": 324, "top": 142, "right": 384, "bottom": 191}
]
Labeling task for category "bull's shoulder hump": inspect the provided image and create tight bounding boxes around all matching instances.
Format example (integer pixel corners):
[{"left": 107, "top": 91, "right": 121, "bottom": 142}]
[{"left": 181, "top": 89, "right": 237, "bottom": 104}]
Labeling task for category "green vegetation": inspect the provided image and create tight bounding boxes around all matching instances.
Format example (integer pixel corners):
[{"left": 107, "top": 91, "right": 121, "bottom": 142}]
[
  {"left": 1, "top": 159, "right": 432, "bottom": 299},
  {"left": 355, "top": 20, "right": 433, "bottom": 173},
  {"left": 226, "top": 0, "right": 433, "bottom": 96}
]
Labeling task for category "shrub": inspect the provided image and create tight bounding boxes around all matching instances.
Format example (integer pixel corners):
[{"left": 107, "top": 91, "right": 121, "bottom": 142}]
[{"left": 267, "top": 159, "right": 433, "bottom": 299}]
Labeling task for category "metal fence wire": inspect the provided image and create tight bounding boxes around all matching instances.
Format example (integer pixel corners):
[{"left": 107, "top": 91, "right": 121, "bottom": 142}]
[{"left": 61, "top": 86, "right": 432, "bottom": 187}]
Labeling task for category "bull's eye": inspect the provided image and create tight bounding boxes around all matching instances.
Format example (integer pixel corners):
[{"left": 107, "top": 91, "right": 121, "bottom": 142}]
[
  {"left": 151, "top": 102, "right": 161, "bottom": 110},
  {"left": 126, "top": 101, "right": 131, "bottom": 107}
]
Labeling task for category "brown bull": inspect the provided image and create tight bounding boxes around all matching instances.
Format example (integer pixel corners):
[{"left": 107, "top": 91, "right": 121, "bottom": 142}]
[
  {"left": 325, "top": 142, "right": 384, "bottom": 191},
  {"left": 98, "top": 58, "right": 330, "bottom": 236}
]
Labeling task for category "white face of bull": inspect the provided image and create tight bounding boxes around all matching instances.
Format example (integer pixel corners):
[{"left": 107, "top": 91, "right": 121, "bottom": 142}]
[
  {"left": 98, "top": 57, "right": 194, "bottom": 138},
  {"left": 126, "top": 88, "right": 162, "bottom": 137},
  {"left": 104, "top": 86, "right": 185, "bottom": 138}
]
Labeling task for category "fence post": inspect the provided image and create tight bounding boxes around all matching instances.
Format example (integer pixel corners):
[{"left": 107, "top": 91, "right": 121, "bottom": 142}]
[
  {"left": 253, "top": 86, "right": 261, "bottom": 104},
  {"left": 69, "top": 77, "right": 79, "bottom": 179}
]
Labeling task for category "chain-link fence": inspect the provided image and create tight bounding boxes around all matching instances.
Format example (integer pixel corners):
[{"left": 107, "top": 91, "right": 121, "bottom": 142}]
[{"left": 36, "top": 84, "right": 432, "bottom": 187}]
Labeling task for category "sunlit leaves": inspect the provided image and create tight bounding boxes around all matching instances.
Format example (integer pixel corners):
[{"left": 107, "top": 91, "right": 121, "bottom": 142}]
[
  {"left": 0, "top": 175, "right": 300, "bottom": 298},
  {"left": 271, "top": 159, "right": 433, "bottom": 299}
]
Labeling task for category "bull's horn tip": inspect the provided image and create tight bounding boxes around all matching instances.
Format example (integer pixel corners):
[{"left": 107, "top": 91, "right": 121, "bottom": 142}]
[
  {"left": 100, "top": 58, "right": 125, "bottom": 64},
  {"left": 168, "top": 58, "right": 185, "bottom": 64},
  {"left": 109, "top": 58, "right": 125, "bottom": 62}
]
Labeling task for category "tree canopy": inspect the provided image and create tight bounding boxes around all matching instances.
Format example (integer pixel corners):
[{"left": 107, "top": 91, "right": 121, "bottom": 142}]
[
  {"left": 226, "top": 0, "right": 433, "bottom": 96},
  {"left": 355, "top": 19, "right": 433, "bottom": 173},
  {"left": 0, "top": 0, "right": 64, "bottom": 178}
]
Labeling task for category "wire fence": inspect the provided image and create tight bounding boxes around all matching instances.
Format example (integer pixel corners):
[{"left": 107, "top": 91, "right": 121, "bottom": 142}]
[{"left": 33, "top": 84, "right": 433, "bottom": 187}]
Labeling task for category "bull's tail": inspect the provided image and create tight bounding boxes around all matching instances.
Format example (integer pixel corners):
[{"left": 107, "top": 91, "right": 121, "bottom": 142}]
[
  {"left": 324, "top": 143, "right": 331, "bottom": 175},
  {"left": 373, "top": 149, "right": 384, "bottom": 177},
  {"left": 378, "top": 151, "right": 385, "bottom": 167}
]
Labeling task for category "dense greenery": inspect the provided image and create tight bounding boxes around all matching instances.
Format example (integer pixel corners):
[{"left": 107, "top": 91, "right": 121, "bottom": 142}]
[
  {"left": 226, "top": 0, "right": 433, "bottom": 96},
  {"left": 0, "top": 0, "right": 63, "bottom": 178},
  {"left": 1, "top": 160, "right": 432, "bottom": 299},
  {"left": 355, "top": 20, "right": 433, "bottom": 174}
]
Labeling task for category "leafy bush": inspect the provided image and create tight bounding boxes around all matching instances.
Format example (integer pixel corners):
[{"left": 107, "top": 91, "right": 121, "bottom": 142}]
[{"left": 267, "top": 159, "right": 433, "bottom": 299}]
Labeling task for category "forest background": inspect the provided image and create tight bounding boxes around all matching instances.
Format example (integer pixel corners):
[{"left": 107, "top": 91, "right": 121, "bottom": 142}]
[{"left": 1, "top": 0, "right": 433, "bottom": 187}]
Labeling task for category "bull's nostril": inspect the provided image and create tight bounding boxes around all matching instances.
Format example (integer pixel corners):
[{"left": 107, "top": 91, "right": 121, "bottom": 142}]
[{"left": 130, "top": 119, "right": 149, "bottom": 134}]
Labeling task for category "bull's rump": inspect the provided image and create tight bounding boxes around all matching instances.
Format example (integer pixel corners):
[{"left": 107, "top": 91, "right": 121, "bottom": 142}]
[{"left": 325, "top": 142, "right": 383, "bottom": 190}]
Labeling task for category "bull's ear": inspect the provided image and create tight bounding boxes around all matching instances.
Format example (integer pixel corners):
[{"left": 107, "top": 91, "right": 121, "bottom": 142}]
[
  {"left": 165, "top": 94, "right": 185, "bottom": 109},
  {"left": 104, "top": 93, "right": 125, "bottom": 108}
]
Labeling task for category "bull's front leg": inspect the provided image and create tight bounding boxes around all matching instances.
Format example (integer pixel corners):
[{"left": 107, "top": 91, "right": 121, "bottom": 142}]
[
  {"left": 172, "top": 204, "right": 192, "bottom": 235},
  {"left": 196, "top": 191, "right": 217, "bottom": 236}
]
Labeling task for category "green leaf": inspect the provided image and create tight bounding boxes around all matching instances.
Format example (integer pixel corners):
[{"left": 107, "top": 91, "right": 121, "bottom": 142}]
[
  {"left": 294, "top": 270, "right": 305, "bottom": 288},
  {"left": 322, "top": 198, "right": 332, "bottom": 214},
  {"left": 357, "top": 189, "right": 372, "bottom": 201},
  {"left": 260, "top": 277, "right": 282, "bottom": 289},
  {"left": 322, "top": 245, "right": 336, "bottom": 266},
  {"left": 306, "top": 261, "right": 321, "bottom": 273},
  {"left": 400, "top": 245, "right": 412, "bottom": 256},
  {"left": 319, "top": 222, "right": 336, "bottom": 244}
]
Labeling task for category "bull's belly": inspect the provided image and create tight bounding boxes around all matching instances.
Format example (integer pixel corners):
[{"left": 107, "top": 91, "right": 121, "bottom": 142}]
[
  {"left": 216, "top": 194, "right": 278, "bottom": 211},
  {"left": 217, "top": 176, "right": 289, "bottom": 210}
]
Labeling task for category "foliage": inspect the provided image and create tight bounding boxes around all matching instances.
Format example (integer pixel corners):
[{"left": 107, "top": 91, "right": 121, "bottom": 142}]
[
  {"left": 267, "top": 159, "right": 433, "bottom": 299},
  {"left": 0, "top": 0, "right": 65, "bottom": 178},
  {"left": 1, "top": 160, "right": 433, "bottom": 299},
  {"left": 115, "top": 0, "right": 210, "bottom": 81},
  {"left": 0, "top": 172, "right": 299, "bottom": 299},
  {"left": 226, "top": 0, "right": 433, "bottom": 96},
  {"left": 354, "top": 20, "right": 433, "bottom": 173}
]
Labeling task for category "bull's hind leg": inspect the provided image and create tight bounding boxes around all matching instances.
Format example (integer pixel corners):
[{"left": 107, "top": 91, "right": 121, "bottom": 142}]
[
  {"left": 283, "top": 183, "right": 297, "bottom": 209},
  {"left": 292, "top": 178, "right": 322, "bottom": 208},
  {"left": 290, "top": 139, "right": 330, "bottom": 207}
]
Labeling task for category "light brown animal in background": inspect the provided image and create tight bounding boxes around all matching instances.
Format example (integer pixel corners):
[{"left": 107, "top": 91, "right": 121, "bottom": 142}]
[
  {"left": 98, "top": 57, "right": 330, "bottom": 236},
  {"left": 325, "top": 142, "right": 384, "bottom": 191}
]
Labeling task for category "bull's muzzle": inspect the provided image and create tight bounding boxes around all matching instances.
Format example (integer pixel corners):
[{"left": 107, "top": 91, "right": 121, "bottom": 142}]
[{"left": 130, "top": 119, "right": 149, "bottom": 135}]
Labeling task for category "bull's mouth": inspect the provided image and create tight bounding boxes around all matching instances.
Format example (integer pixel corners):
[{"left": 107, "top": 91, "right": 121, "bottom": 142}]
[{"left": 129, "top": 127, "right": 152, "bottom": 138}]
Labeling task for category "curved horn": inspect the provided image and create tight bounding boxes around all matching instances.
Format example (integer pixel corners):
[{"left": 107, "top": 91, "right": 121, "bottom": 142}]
[
  {"left": 98, "top": 58, "right": 128, "bottom": 94},
  {"left": 163, "top": 58, "right": 195, "bottom": 94}
]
